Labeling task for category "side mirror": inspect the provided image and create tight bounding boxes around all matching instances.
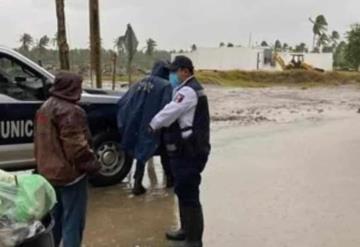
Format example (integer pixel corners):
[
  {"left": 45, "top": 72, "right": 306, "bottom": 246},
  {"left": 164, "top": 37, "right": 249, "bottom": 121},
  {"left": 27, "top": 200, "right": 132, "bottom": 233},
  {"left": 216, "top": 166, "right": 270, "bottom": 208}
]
[
  {"left": 42, "top": 82, "right": 52, "bottom": 99},
  {"left": 15, "top": 76, "right": 26, "bottom": 83}
]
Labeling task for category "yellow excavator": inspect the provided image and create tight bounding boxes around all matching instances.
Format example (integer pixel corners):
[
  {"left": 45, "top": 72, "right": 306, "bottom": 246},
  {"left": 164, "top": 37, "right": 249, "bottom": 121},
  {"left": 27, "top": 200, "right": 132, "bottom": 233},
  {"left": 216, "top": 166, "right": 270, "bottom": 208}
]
[{"left": 273, "top": 53, "right": 324, "bottom": 72}]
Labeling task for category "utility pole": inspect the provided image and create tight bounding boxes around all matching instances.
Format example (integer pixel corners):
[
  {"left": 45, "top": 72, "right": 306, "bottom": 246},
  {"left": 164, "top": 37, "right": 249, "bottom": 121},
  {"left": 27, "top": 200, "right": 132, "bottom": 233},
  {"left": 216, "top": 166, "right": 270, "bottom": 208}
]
[
  {"left": 89, "top": 0, "right": 102, "bottom": 88},
  {"left": 55, "top": 0, "right": 70, "bottom": 70}
]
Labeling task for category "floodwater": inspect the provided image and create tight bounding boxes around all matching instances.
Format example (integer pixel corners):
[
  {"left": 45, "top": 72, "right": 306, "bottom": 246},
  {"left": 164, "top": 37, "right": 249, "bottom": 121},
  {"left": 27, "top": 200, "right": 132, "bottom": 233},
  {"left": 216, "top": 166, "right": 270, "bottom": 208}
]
[{"left": 85, "top": 112, "right": 360, "bottom": 247}]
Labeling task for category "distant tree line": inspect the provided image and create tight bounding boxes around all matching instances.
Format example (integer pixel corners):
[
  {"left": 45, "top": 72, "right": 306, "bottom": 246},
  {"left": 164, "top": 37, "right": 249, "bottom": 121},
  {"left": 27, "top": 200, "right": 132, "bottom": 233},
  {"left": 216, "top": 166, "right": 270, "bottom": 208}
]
[
  {"left": 16, "top": 31, "right": 171, "bottom": 78},
  {"left": 258, "top": 15, "right": 360, "bottom": 70},
  {"left": 14, "top": 16, "right": 360, "bottom": 74}
]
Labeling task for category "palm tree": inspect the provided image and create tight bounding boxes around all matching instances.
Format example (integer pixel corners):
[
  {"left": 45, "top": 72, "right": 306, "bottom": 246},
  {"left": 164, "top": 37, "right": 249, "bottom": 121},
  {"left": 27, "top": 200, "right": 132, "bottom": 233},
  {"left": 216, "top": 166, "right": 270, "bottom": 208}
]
[
  {"left": 330, "top": 30, "right": 340, "bottom": 47},
  {"left": 282, "top": 43, "right": 289, "bottom": 51},
  {"left": 295, "top": 43, "right": 307, "bottom": 53},
  {"left": 227, "top": 43, "right": 234, "bottom": 47},
  {"left": 274, "top": 40, "right": 282, "bottom": 51},
  {"left": 19, "top": 33, "right": 33, "bottom": 52},
  {"left": 191, "top": 44, "right": 197, "bottom": 52},
  {"left": 219, "top": 42, "right": 225, "bottom": 47},
  {"left": 55, "top": 0, "right": 70, "bottom": 70},
  {"left": 316, "top": 33, "right": 329, "bottom": 52},
  {"left": 145, "top": 38, "right": 157, "bottom": 56},
  {"left": 260, "top": 41, "right": 268, "bottom": 47},
  {"left": 123, "top": 24, "right": 138, "bottom": 84},
  {"left": 36, "top": 35, "right": 50, "bottom": 62},
  {"left": 309, "top": 15, "right": 328, "bottom": 51},
  {"left": 37, "top": 35, "right": 50, "bottom": 50},
  {"left": 114, "top": 35, "right": 126, "bottom": 54}
]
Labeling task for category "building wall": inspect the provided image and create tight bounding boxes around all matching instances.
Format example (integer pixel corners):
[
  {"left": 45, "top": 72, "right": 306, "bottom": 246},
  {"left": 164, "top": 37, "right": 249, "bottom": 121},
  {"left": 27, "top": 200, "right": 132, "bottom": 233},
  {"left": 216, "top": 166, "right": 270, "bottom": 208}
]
[
  {"left": 172, "top": 47, "right": 262, "bottom": 71},
  {"left": 172, "top": 48, "right": 334, "bottom": 71}
]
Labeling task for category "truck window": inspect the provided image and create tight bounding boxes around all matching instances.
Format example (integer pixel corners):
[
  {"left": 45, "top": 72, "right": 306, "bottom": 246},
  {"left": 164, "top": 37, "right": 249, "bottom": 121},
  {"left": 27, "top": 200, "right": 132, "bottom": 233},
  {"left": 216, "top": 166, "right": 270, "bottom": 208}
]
[{"left": 0, "top": 54, "right": 45, "bottom": 101}]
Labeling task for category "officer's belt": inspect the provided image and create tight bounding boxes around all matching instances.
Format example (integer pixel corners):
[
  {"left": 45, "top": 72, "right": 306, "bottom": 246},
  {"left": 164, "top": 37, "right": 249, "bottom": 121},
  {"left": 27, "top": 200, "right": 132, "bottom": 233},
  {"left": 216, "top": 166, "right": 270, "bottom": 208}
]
[{"left": 181, "top": 126, "right": 193, "bottom": 132}]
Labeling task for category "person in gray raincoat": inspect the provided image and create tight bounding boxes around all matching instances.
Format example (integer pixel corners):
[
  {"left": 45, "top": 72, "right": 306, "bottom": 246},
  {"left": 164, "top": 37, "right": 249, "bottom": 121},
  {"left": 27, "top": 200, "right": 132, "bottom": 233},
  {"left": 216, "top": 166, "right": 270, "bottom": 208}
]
[{"left": 117, "top": 61, "right": 174, "bottom": 195}]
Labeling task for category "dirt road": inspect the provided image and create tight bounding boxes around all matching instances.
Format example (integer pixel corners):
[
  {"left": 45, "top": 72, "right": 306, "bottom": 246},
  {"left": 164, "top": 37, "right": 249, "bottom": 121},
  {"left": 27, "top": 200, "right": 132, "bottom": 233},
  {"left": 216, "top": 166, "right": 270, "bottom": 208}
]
[{"left": 84, "top": 86, "right": 360, "bottom": 247}]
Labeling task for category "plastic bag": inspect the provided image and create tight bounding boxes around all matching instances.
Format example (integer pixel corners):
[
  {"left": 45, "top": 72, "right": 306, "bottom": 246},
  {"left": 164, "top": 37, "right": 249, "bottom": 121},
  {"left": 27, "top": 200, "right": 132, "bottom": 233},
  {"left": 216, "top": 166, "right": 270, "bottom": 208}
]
[
  {"left": 0, "top": 220, "right": 45, "bottom": 247},
  {"left": 14, "top": 174, "right": 57, "bottom": 222},
  {"left": 0, "top": 172, "right": 56, "bottom": 223},
  {"left": 0, "top": 170, "right": 56, "bottom": 246}
]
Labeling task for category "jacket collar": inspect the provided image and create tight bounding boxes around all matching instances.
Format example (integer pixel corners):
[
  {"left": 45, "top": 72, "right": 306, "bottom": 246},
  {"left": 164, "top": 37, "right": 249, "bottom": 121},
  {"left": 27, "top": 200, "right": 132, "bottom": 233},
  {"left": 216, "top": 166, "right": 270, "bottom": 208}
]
[{"left": 175, "top": 75, "right": 195, "bottom": 91}]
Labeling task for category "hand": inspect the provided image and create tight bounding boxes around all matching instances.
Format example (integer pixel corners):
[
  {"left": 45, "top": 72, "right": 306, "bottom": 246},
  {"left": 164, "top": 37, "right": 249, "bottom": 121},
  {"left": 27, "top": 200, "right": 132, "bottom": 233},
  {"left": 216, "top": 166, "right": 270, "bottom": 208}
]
[{"left": 148, "top": 125, "right": 155, "bottom": 134}]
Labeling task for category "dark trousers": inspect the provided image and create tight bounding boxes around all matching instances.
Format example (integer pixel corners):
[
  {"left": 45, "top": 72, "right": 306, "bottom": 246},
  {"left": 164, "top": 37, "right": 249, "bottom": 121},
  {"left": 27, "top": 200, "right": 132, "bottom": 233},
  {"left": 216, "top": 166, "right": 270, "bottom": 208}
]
[
  {"left": 134, "top": 152, "right": 173, "bottom": 182},
  {"left": 170, "top": 155, "right": 208, "bottom": 207},
  {"left": 53, "top": 177, "right": 88, "bottom": 247}
]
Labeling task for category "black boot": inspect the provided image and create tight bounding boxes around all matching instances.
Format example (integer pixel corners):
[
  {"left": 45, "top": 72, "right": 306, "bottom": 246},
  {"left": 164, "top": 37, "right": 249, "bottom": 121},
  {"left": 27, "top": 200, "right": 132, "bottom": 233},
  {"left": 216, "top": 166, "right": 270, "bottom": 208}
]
[
  {"left": 166, "top": 204, "right": 186, "bottom": 241},
  {"left": 132, "top": 161, "right": 146, "bottom": 196},
  {"left": 132, "top": 178, "right": 146, "bottom": 196},
  {"left": 183, "top": 206, "right": 204, "bottom": 247},
  {"left": 166, "top": 174, "right": 174, "bottom": 188}
]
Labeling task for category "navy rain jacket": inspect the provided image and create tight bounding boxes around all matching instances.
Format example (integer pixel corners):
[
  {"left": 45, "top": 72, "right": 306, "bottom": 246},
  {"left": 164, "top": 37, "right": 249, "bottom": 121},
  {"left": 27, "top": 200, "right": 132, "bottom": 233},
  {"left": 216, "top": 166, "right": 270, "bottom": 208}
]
[{"left": 117, "top": 61, "right": 173, "bottom": 162}]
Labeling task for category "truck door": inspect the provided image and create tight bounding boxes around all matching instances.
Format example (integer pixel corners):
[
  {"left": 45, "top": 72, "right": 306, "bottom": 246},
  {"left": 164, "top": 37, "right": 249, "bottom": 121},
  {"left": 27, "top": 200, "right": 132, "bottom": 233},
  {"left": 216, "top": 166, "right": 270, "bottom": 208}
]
[{"left": 0, "top": 53, "right": 47, "bottom": 170}]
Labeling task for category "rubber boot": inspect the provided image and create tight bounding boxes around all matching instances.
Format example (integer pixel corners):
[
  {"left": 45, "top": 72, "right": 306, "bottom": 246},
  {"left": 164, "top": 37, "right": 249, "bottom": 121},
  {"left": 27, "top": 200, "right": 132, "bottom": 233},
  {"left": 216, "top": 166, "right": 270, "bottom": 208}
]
[
  {"left": 166, "top": 173, "right": 174, "bottom": 188},
  {"left": 132, "top": 177, "right": 146, "bottom": 196},
  {"left": 166, "top": 204, "right": 186, "bottom": 241},
  {"left": 132, "top": 162, "right": 146, "bottom": 196},
  {"left": 183, "top": 206, "right": 204, "bottom": 247}
]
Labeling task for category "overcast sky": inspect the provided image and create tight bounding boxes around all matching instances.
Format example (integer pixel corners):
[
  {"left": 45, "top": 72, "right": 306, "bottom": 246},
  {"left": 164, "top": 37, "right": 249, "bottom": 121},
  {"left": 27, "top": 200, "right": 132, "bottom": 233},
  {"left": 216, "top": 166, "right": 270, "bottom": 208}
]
[{"left": 0, "top": 0, "right": 359, "bottom": 50}]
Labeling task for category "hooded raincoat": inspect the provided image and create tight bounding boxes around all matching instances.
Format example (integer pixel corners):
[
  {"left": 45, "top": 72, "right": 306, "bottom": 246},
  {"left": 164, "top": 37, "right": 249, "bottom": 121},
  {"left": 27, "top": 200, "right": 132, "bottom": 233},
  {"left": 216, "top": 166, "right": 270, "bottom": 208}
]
[{"left": 117, "top": 61, "right": 172, "bottom": 162}]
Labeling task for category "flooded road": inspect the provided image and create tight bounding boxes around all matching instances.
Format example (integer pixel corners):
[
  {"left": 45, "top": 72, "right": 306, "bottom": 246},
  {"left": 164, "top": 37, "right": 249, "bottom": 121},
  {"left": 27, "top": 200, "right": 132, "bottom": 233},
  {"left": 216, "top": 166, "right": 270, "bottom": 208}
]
[{"left": 85, "top": 113, "right": 360, "bottom": 247}]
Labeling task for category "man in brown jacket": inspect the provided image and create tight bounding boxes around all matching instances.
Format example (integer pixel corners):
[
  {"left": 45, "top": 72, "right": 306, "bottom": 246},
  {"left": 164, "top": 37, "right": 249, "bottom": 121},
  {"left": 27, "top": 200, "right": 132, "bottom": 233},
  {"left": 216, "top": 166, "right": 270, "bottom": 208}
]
[{"left": 34, "top": 72, "right": 101, "bottom": 247}]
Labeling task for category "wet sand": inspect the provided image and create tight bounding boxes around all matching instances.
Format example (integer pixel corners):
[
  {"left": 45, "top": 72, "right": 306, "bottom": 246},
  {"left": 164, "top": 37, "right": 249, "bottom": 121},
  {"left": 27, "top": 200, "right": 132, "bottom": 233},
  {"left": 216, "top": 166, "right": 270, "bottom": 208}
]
[
  {"left": 207, "top": 85, "right": 360, "bottom": 127},
  {"left": 84, "top": 86, "right": 360, "bottom": 246}
]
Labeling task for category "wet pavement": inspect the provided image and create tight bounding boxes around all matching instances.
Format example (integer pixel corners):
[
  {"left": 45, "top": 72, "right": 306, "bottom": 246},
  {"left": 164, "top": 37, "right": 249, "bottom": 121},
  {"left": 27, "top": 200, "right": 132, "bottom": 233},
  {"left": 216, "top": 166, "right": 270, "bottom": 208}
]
[
  {"left": 85, "top": 113, "right": 360, "bottom": 247},
  {"left": 85, "top": 162, "right": 177, "bottom": 247}
]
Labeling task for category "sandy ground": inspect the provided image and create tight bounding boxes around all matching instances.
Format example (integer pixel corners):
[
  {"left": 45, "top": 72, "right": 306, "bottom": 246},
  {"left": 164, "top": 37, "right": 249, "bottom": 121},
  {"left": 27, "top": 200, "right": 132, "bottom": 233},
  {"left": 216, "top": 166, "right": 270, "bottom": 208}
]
[
  {"left": 83, "top": 85, "right": 360, "bottom": 247},
  {"left": 206, "top": 85, "right": 360, "bottom": 127}
]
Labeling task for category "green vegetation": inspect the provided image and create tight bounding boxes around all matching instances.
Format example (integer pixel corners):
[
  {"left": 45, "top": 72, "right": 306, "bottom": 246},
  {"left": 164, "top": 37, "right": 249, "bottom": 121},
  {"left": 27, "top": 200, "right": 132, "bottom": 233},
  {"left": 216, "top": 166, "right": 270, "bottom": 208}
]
[
  {"left": 17, "top": 47, "right": 170, "bottom": 76},
  {"left": 345, "top": 24, "right": 360, "bottom": 71},
  {"left": 197, "top": 70, "right": 360, "bottom": 88},
  {"left": 12, "top": 13, "right": 360, "bottom": 85}
]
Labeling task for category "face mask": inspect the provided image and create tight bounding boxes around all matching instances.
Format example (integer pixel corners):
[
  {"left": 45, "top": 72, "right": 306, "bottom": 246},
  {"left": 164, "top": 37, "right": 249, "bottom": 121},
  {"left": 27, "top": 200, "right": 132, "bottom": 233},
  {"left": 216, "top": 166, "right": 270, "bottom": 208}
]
[{"left": 169, "top": 72, "right": 180, "bottom": 88}]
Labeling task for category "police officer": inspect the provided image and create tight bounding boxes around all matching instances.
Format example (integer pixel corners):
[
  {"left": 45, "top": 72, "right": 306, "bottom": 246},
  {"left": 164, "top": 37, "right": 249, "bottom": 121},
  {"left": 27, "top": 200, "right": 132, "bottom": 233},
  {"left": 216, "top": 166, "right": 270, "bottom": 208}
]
[{"left": 149, "top": 56, "right": 211, "bottom": 247}]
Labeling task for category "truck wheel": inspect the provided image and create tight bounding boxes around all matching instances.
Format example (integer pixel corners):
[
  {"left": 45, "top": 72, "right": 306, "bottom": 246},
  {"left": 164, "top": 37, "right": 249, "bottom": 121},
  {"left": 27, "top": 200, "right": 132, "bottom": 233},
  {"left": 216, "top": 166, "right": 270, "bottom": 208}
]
[{"left": 89, "top": 132, "right": 133, "bottom": 187}]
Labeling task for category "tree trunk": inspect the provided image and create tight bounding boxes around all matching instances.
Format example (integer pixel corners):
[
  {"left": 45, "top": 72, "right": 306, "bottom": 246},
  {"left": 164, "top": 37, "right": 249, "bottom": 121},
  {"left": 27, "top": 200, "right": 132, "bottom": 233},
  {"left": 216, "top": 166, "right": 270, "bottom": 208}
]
[
  {"left": 89, "top": 0, "right": 102, "bottom": 88},
  {"left": 55, "top": 0, "right": 70, "bottom": 70},
  {"left": 127, "top": 60, "right": 132, "bottom": 85},
  {"left": 312, "top": 34, "right": 316, "bottom": 52},
  {"left": 111, "top": 52, "right": 117, "bottom": 90}
]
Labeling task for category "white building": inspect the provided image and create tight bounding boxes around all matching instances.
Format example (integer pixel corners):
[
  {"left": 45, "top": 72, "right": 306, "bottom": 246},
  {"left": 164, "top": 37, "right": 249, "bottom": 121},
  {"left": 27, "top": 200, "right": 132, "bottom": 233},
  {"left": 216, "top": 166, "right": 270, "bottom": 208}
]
[{"left": 172, "top": 47, "right": 333, "bottom": 71}]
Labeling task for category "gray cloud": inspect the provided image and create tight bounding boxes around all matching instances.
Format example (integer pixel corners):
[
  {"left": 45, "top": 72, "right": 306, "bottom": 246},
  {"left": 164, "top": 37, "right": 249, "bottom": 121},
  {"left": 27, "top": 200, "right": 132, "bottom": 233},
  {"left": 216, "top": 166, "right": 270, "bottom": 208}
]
[{"left": 0, "top": 0, "right": 358, "bottom": 50}]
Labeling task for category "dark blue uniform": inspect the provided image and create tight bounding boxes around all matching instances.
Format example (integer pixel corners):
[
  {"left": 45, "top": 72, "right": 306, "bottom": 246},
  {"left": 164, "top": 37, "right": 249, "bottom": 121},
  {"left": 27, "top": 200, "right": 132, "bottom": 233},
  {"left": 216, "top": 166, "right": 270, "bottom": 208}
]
[{"left": 150, "top": 75, "right": 211, "bottom": 246}]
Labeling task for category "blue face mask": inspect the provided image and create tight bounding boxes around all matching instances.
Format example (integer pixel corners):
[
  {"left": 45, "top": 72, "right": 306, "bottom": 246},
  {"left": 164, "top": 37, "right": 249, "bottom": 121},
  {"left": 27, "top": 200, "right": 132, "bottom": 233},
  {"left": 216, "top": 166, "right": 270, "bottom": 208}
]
[{"left": 169, "top": 73, "right": 180, "bottom": 88}]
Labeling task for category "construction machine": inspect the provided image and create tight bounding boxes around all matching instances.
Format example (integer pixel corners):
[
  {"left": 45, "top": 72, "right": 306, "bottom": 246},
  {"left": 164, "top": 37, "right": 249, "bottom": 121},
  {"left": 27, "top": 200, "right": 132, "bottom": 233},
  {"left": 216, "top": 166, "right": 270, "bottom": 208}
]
[{"left": 273, "top": 53, "right": 324, "bottom": 72}]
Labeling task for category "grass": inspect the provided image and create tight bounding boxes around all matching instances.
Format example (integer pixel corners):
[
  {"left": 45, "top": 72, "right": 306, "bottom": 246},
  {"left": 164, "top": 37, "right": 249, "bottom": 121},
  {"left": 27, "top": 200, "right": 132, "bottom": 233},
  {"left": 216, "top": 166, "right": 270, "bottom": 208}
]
[
  {"left": 98, "top": 70, "right": 360, "bottom": 88},
  {"left": 196, "top": 70, "right": 360, "bottom": 88}
]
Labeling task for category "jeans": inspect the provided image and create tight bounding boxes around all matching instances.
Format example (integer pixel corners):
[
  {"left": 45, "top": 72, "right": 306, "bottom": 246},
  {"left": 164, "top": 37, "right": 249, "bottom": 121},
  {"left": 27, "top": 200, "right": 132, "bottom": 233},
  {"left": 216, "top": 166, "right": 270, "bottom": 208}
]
[{"left": 53, "top": 177, "right": 88, "bottom": 247}]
